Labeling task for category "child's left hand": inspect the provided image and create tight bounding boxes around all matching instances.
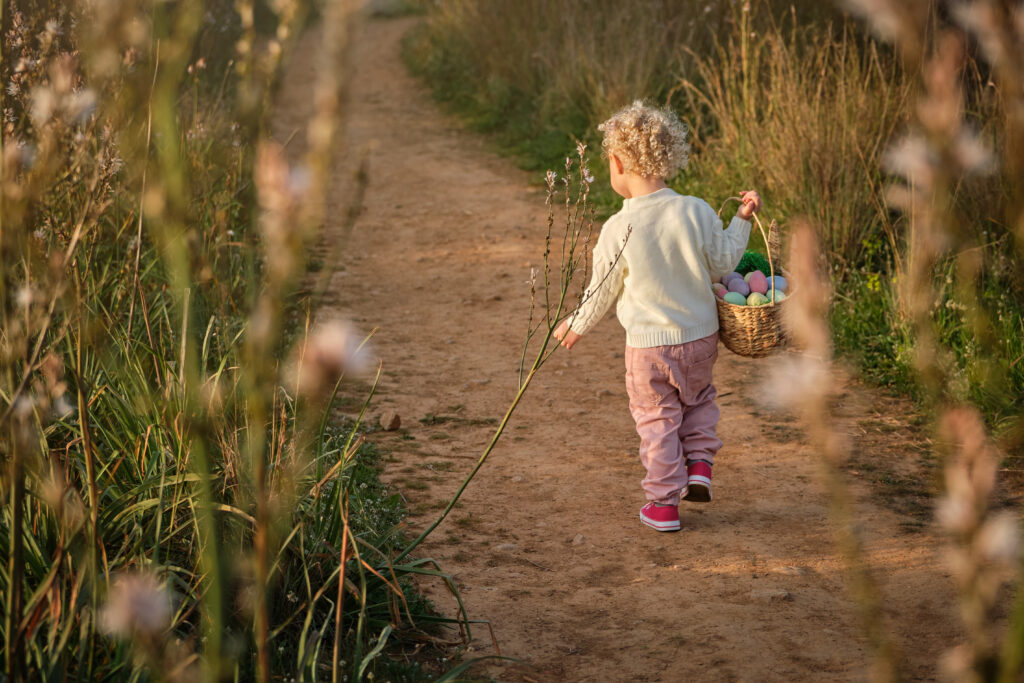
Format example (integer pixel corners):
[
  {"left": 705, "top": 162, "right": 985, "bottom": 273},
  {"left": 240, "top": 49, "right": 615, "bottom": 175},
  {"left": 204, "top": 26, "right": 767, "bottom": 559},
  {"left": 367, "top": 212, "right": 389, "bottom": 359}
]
[
  {"left": 736, "top": 190, "right": 762, "bottom": 220},
  {"left": 553, "top": 320, "right": 581, "bottom": 350}
]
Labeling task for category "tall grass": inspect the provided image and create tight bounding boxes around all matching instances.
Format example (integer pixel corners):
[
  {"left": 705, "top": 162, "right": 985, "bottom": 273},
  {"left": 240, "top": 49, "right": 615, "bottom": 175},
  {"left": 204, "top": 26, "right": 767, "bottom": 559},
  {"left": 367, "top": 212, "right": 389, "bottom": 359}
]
[
  {"left": 405, "top": 0, "right": 1024, "bottom": 431},
  {"left": 675, "top": 8, "right": 910, "bottom": 267},
  {"left": 0, "top": 1, "right": 466, "bottom": 680}
]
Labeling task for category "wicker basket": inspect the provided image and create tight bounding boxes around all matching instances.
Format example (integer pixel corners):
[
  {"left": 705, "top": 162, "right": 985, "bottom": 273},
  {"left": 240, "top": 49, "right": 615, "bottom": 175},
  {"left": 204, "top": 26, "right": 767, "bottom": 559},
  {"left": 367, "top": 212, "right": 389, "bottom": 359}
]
[{"left": 715, "top": 201, "right": 788, "bottom": 358}]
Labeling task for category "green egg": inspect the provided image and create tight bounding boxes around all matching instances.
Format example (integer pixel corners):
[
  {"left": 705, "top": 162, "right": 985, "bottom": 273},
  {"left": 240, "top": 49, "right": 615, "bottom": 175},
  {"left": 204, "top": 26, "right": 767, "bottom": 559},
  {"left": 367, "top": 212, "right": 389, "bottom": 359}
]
[
  {"left": 746, "top": 292, "right": 769, "bottom": 306},
  {"left": 724, "top": 291, "right": 747, "bottom": 306},
  {"left": 766, "top": 290, "right": 787, "bottom": 303}
]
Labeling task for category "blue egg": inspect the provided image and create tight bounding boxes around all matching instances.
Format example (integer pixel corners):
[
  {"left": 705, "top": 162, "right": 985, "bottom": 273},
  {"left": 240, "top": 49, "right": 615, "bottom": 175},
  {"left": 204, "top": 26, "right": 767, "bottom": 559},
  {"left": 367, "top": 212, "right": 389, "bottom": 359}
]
[{"left": 768, "top": 275, "right": 788, "bottom": 293}]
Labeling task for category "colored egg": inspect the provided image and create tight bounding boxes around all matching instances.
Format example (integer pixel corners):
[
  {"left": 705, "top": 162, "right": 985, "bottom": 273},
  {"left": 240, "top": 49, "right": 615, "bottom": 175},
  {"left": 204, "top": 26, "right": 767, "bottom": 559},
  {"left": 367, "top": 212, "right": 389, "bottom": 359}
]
[
  {"left": 748, "top": 271, "right": 769, "bottom": 295},
  {"left": 724, "top": 291, "right": 747, "bottom": 306},
  {"left": 727, "top": 278, "right": 750, "bottom": 296},
  {"left": 722, "top": 271, "right": 743, "bottom": 284},
  {"left": 747, "top": 292, "right": 769, "bottom": 306},
  {"left": 768, "top": 275, "right": 788, "bottom": 292},
  {"left": 712, "top": 283, "right": 728, "bottom": 299},
  {"left": 766, "top": 290, "right": 787, "bottom": 303}
]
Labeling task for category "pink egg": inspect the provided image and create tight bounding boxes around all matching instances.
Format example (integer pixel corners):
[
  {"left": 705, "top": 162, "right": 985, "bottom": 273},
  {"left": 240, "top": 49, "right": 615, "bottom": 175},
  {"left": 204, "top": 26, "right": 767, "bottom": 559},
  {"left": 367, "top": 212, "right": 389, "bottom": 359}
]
[
  {"left": 712, "top": 284, "right": 728, "bottom": 299},
  {"left": 748, "top": 271, "right": 769, "bottom": 295}
]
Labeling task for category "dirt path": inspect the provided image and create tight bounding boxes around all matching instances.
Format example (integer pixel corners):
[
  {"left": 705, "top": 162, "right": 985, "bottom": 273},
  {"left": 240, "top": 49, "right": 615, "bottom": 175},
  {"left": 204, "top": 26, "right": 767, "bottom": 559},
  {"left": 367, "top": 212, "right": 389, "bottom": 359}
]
[{"left": 275, "top": 13, "right": 963, "bottom": 682}]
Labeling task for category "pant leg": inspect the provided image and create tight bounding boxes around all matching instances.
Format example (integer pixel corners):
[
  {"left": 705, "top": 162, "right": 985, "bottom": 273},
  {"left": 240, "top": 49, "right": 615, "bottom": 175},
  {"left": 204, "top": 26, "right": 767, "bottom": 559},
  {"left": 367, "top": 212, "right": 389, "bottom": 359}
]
[
  {"left": 675, "top": 333, "right": 723, "bottom": 465},
  {"left": 625, "top": 346, "right": 688, "bottom": 506}
]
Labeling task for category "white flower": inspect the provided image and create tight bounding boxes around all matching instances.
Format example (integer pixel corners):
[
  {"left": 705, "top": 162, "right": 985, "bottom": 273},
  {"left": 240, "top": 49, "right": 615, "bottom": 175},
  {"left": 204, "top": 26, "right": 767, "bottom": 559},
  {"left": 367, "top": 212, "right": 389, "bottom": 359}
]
[
  {"left": 292, "top": 319, "right": 368, "bottom": 396},
  {"left": 100, "top": 572, "right": 173, "bottom": 638},
  {"left": 15, "top": 286, "right": 32, "bottom": 308},
  {"left": 976, "top": 512, "right": 1020, "bottom": 565},
  {"left": 53, "top": 395, "right": 74, "bottom": 419},
  {"left": 30, "top": 86, "right": 55, "bottom": 125},
  {"left": 758, "top": 353, "right": 831, "bottom": 411},
  {"left": 841, "top": 0, "right": 903, "bottom": 42},
  {"left": 952, "top": 128, "right": 994, "bottom": 175},
  {"left": 883, "top": 134, "right": 935, "bottom": 188}
]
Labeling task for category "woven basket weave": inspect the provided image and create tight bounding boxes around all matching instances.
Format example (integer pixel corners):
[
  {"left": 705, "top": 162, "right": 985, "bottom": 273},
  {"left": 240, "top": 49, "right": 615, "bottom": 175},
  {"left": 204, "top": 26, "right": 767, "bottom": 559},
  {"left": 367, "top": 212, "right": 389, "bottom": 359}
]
[{"left": 715, "top": 201, "right": 788, "bottom": 358}]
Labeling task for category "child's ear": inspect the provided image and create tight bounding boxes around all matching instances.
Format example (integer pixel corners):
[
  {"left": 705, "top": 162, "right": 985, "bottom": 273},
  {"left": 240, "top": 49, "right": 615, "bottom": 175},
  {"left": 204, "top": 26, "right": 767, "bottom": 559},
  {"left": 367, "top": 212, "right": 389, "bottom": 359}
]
[{"left": 610, "top": 153, "right": 625, "bottom": 175}]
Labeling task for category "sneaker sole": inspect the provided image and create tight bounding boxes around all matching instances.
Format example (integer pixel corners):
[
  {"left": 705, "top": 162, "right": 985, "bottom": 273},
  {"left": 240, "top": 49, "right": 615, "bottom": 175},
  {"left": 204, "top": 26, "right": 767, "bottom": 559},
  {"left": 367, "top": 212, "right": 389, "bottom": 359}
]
[
  {"left": 683, "top": 476, "right": 712, "bottom": 503},
  {"left": 639, "top": 513, "right": 680, "bottom": 532}
]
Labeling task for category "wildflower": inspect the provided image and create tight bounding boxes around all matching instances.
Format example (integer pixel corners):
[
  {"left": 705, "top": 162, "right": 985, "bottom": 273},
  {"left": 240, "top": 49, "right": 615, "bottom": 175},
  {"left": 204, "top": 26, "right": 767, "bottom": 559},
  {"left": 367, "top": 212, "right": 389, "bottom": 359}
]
[
  {"left": 30, "top": 86, "right": 55, "bottom": 124},
  {"left": 952, "top": 128, "right": 994, "bottom": 175},
  {"left": 68, "top": 88, "right": 97, "bottom": 123},
  {"left": 15, "top": 285, "right": 33, "bottom": 308},
  {"left": 291, "top": 319, "right": 368, "bottom": 397},
  {"left": 583, "top": 168, "right": 594, "bottom": 184},
  {"left": 100, "top": 572, "right": 173, "bottom": 638},
  {"left": 53, "top": 394, "right": 74, "bottom": 419},
  {"left": 975, "top": 512, "right": 1020, "bottom": 565},
  {"left": 760, "top": 354, "right": 830, "bottom": 411},
  {"left": 883, "top": 134, "right": 935, "bottom": 189},
  {"left": 952, "top": 2, "right": 1007, "bottom": 69},
  {"left": 841, "top": 0, "right": 904, "bottom": 42}
]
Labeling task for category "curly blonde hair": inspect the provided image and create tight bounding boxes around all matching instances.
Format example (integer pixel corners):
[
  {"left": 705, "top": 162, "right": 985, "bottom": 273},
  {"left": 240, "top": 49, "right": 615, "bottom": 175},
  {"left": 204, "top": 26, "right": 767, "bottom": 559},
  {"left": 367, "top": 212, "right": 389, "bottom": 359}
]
[{"left": 598, "top": 101, "right": 690, "bottom": 179}]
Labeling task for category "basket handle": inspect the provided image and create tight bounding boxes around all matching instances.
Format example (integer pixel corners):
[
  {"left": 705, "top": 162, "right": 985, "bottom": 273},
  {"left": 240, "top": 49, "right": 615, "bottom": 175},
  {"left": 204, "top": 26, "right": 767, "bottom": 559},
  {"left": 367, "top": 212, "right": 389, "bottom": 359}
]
[{"left": 718, "top": 196, "right": 779, "bottom": 305}]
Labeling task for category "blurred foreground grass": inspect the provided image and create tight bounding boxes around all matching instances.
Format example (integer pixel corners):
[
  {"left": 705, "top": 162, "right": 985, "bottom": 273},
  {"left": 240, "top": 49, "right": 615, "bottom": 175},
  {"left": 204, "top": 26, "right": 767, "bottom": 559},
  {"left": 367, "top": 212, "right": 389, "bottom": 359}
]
[{"left": 0, "top": 1, "right": 461, "bottom": 680}]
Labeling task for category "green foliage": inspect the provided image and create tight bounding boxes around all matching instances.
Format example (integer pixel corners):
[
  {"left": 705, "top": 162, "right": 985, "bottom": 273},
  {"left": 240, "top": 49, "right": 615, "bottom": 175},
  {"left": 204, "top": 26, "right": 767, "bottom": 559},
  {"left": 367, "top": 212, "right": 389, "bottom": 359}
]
[
  {"left": 0, "top": 2, "right": 454, "bottom": 681},
  {"left": 406, "top": 0, "right": 1024, "bottom": 434},
  {"left": 735, "top": 251, "right": 772, "bottom": 276}
]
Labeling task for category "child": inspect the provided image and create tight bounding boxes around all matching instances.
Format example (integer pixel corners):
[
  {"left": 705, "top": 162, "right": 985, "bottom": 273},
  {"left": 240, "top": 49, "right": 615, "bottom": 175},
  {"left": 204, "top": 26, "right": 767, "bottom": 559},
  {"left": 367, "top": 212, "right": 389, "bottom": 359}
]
[{"left": 553, "top": 100, "right": 760, "bottom": 532}]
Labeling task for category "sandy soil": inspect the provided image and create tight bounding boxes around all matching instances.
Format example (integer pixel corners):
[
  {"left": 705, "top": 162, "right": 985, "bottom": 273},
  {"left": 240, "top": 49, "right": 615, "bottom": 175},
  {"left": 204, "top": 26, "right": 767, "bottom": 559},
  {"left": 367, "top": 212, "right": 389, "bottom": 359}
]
[{"left": 273, "top": 13, "right": 969, "bottom": 682}]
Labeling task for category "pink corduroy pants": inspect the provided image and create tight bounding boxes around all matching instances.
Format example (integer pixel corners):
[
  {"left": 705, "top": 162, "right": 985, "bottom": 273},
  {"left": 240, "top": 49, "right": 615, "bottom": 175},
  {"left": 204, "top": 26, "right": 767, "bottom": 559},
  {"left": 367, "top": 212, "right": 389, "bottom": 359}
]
[{"left": 624, "top": 332, "right": 723, "bottom": 506}]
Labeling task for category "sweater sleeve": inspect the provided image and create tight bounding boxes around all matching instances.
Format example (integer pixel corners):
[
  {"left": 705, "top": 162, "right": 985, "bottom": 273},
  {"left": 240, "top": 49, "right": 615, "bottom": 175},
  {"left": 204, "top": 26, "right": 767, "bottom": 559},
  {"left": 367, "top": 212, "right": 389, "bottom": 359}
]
[
  {"left": 704, "top": 204, "right": 752, "bottom": 279},
  {"left": 567, "top": 221, "right": 628, "bottom": 336}
]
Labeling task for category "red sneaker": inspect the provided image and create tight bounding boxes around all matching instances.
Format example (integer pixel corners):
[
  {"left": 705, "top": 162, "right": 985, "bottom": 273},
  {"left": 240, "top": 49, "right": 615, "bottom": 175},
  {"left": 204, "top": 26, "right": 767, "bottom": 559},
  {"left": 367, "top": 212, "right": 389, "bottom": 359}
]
[
  {"left": 639, "top": 502, "right": 680, "bottom": 532},
  {"left": 683, "top": 460, "right": 712, "bottom": 502}
]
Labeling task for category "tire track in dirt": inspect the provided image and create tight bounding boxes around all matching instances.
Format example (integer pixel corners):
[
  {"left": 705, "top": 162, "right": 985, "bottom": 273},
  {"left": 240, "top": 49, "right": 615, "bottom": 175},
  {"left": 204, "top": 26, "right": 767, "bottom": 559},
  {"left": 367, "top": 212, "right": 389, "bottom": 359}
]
[{"left": 275, "top": 13, "right": 962, "bottom": 682}]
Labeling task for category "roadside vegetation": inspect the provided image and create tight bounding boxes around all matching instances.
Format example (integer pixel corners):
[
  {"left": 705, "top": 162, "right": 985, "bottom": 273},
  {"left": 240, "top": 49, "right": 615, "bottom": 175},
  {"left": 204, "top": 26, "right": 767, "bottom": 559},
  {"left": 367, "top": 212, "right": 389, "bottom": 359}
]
[
  {"left": 403, "top": 0, "right": 1024, "bottom": 441},
  {"left": 404, "top": 1, "right": 1024, "bottom": 679},
  {"left": 0, "top": 1, "right": 461, "bottom": 680}
]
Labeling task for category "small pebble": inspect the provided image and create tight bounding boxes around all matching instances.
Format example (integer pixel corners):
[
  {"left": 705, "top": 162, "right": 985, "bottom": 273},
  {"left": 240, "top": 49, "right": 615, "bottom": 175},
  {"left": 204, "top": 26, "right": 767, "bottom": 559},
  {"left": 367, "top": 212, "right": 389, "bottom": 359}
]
[
  {"left": 572, "top": 534, "right": 586, "bottom": 546},
  {"left": 752, "top": 589, "right": 794, "bottom": 603},
  {"left": 379, "top": 411, "right": 401, "bottom": 431}
]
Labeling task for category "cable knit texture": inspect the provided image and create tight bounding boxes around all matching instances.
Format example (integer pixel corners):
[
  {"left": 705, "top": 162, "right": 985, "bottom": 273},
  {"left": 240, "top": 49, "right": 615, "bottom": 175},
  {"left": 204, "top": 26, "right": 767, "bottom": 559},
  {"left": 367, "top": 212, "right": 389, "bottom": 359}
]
[{"left": 568, "top": 188, "right": 750, "bottom": 348}]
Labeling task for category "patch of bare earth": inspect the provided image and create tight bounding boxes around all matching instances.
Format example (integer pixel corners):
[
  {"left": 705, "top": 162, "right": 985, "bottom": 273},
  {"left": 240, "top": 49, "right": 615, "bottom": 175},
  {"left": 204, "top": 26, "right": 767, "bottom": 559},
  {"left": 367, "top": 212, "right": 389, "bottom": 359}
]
[{"left": 273, "top": 13, "right": 974, "bottom": 682}]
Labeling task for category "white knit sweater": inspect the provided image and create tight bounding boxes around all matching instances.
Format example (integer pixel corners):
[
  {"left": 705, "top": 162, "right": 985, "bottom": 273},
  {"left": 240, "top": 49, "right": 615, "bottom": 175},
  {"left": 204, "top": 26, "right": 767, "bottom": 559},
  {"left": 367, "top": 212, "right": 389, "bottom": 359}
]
[{"left": 567, "top": 188, "right": 751, "bottom": 348}]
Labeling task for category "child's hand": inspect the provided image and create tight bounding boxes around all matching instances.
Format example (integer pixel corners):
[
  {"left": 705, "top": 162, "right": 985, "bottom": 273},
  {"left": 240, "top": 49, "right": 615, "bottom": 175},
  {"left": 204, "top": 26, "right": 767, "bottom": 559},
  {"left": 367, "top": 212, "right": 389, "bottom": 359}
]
[
  {"left": 736, "top": 190, "right": 762, "bottom": 220},
  {"left": 553, "top": 320, "right": 581, "bottom": 350}
]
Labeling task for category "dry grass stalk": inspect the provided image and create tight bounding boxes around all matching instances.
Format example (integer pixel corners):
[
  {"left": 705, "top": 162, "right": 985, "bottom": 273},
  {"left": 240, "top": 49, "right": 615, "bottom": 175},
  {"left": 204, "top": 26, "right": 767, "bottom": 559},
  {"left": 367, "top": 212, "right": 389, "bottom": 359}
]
[
  {"left": 776, "top": 221, "right": 900, "bottom": 682},
  {"left": 842, "top": 0, "right": 1024, "bottom": 679}
]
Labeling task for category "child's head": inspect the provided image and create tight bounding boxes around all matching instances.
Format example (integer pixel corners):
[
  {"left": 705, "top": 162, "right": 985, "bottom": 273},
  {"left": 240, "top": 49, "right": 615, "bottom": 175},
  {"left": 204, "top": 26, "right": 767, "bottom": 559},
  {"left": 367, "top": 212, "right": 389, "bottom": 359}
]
[{"left": 598, "top": 101, "right": 690, "bottom": 180}]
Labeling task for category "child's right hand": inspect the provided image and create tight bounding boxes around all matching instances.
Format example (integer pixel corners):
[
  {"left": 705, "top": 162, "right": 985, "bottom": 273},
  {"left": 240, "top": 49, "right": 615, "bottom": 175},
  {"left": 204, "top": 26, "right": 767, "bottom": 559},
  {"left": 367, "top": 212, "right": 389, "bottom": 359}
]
[
  {"left": 736, "top": 190, "right": 762, "bottom": 220},
  {"left": 553, "top": 320, "right": 581, "bottom": 350}
]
